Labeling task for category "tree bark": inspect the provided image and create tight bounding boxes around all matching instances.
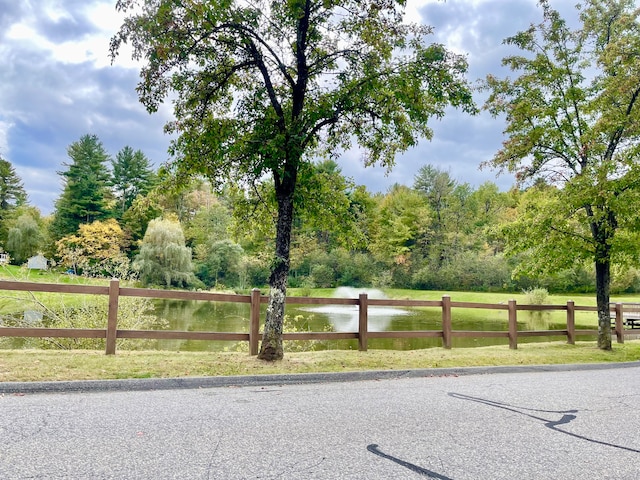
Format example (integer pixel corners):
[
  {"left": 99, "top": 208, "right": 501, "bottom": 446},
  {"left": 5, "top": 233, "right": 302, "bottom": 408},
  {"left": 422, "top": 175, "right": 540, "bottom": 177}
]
[
  {"left": 590, "top": 215, "right": 614, "bottom": 351},
  {"left": 258, "top": 186, "right": 295, "bottom": 361},
  {"left": 595, "top": 258, "right": 612, "bottom": 350}
]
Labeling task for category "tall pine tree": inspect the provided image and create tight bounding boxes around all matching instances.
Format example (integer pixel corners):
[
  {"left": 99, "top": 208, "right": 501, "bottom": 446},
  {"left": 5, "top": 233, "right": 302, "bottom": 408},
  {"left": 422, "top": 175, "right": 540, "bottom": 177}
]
[
  {"left": 0, "top": 157, "right": 27, "bottom": 212},
  {"left": 50, "top": 134, "right": 113, "bottom": 240},
  {"left": 111, "top": 146, "right": 157, "bottom": 218},
  {"left": 0, "top": 157, "right": 28, "bottom": 247}
]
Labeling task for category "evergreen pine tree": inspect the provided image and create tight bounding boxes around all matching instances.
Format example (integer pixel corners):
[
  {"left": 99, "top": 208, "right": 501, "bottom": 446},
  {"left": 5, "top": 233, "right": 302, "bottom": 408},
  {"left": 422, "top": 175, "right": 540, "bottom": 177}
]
[
  {"left": 50, "top": 134, "right": 113, "bottom": 240},
  {"left": 0, "top": 158, "right": 27, "bottom": 211},
  {"left": 0, "top": 157, "right": 28, "bottom": 247},
  {"left": 111, "top": 146, "right": 157, "bottom": 218}
]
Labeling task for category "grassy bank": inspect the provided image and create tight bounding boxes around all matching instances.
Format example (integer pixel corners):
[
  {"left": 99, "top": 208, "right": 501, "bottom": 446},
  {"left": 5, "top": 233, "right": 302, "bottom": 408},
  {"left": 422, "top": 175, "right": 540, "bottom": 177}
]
[
  {"left": 1, "top": 271, "right": 639, "bottom": 383},
  {"left": 1, "top": 341, "right": 639, "bottom": 382}
]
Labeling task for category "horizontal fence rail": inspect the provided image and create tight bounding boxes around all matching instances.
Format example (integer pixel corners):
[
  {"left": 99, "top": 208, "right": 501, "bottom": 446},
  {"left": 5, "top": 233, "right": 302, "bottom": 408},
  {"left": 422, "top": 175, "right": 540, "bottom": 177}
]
[{"left": 0, "top": 279, "right": 634, "bottom": 355}]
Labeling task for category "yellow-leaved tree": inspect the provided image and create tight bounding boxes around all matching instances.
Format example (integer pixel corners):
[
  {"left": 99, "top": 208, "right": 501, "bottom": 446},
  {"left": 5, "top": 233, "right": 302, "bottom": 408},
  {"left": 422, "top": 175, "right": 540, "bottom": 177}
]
[{"left": 55, "top": 219, "right": 131, "bottom": 278}]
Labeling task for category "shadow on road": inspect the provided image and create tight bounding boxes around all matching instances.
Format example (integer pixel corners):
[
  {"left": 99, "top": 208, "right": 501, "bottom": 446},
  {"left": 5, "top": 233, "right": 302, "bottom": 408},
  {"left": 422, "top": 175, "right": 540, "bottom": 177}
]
[
  {"left": 366, "top": 444, "right": 453, "bottom": 479},
  {"left": 449, "top": 392, "right": 640, "bottom": 454}
]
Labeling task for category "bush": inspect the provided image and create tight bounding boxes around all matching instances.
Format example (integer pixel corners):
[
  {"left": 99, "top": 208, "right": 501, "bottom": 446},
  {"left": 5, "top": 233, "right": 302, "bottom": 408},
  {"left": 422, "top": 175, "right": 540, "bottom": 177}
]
[
  {"left": 241, "top": 256, "right": 270, "bottom": 288},
  {"left": 412, "top": 251, "right": 513, "bottom": 291},
  {"left": 334, "top": 250, "right": 375, "bottom": 287},
  {"left": 310, "top": 264, "right": 335, "bottom": 288},
  {"left": 194, "top": 239, "right": 244, "bottom": 288},
  {"left": 524, "top": 287, "right": 549, "bottom": 305}
]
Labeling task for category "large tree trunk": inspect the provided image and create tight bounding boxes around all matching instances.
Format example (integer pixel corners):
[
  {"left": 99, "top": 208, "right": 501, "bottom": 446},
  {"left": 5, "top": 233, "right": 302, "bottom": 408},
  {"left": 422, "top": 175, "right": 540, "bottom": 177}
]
[
  {"left": 258, "top": 189, "right": 295, "bottom": 361},
  {"left": 588, "top": 211, "right": 615, "bottom": 351},
  {"left": 595, "top": 258, "right": 612, "bottom": 350}
]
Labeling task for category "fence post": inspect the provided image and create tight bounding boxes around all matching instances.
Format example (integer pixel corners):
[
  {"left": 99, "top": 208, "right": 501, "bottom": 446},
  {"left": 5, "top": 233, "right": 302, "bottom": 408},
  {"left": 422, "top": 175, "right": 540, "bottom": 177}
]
[
  {"left": 442, "top": 295, "right": 452, "bottom": 349},
  {"left": 508, "top": 299, "right": 518, "bottom": 350},
  {"left": 250, "top": 288, "right": 261, "bottom": 355},
  {"left": 105, "top": 278, "right": 120, "bottom": 355},
  {"left": 359, "top": 293, "right": 368, "bottom": 351},
  {"left": 615, "top": 303, "right": 624, "bottom": 344},
  {"left": 566, "top": 300, "right": 575, "bottom": 345}
]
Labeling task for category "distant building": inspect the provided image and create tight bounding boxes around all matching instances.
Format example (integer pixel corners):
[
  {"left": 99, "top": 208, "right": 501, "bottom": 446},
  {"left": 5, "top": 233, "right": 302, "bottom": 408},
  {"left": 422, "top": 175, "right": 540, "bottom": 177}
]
[
  {"left": 0, "top": 253, "right": 8, "bottom": 265},
  {"left": 27, "top": 254, "right": 48, "bottom": 270}
]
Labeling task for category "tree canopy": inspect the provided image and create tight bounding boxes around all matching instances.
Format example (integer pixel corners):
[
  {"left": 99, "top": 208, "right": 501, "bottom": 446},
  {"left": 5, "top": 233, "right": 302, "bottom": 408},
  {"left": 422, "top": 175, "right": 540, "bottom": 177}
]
[
  {"left": 6, "top": 213, "right": 42, "bottom": 264},
  {"left": 56, "top": 219, "right": 130, "bottom": 278},
  {"left": 112, "top": 0, "right": 476, "bottom": 360},
  {"left": 483, "top": 0, "right": 640, "bottom": 349}
]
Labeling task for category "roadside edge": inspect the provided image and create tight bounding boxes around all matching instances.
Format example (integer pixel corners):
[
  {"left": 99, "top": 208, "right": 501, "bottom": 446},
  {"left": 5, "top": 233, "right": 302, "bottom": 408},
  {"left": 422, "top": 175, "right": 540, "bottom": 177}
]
[{"left": 2, "top": 361, "right": 639, "bottom": 394}]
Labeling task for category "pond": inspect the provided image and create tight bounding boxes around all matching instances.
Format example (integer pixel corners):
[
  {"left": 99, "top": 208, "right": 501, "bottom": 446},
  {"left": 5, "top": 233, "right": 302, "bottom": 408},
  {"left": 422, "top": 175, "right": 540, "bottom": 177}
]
[{"left": 144, "top": 287, "right": 585, "bottom": 352}]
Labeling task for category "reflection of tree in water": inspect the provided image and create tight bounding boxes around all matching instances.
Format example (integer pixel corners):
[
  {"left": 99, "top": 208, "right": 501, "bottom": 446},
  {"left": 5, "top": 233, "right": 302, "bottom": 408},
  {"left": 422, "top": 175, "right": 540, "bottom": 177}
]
[
  {"left": 526, "top": 309, "right": 550, "bottom": 331},
  {"left": 282, "top": 314, "right": 335, "bottom": 352},
  {"left": 153, "top": 299, "right": 249, "bottom": 332},
  {"left": 524, "top": 287, "right": 550, "bottom": 330},
  {"left": 151, "top": 299, "right": 251, "bottom": 352}
]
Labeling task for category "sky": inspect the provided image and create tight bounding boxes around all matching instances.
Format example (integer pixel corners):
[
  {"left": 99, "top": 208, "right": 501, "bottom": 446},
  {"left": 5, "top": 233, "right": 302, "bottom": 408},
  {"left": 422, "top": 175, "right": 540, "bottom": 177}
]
[{"left": 0, "top": 0, "right": 582, "bottom": 215}]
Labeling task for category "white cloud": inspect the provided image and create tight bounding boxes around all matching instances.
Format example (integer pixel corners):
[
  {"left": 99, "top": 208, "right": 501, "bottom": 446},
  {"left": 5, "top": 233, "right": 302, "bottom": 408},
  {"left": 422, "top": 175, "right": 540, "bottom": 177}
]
[
  {"left": 4, "top": 0, "right": 134, "bottom": 68},
  {"left": 0, "top": 120, "right": 12, "bottom": 157}
]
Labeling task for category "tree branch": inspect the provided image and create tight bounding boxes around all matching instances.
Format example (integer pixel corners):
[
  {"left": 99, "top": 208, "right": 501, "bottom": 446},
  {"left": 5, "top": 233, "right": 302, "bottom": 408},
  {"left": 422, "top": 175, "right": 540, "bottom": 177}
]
[{"left": 604, "top": 85, "right": 640, "bottom": 162}]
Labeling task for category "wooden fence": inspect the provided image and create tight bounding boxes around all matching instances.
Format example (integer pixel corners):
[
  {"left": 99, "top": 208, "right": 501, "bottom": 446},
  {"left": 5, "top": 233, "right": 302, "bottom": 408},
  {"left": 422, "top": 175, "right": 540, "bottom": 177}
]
[{"left": 0, "top": 279, "right": 633, "bottom": 355}]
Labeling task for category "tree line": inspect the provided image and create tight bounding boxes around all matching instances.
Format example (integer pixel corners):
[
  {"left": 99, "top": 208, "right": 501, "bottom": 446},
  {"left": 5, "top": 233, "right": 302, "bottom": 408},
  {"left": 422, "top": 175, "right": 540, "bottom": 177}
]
[{"left": 1, "top": 135, "right": 636, "bottom": 296}]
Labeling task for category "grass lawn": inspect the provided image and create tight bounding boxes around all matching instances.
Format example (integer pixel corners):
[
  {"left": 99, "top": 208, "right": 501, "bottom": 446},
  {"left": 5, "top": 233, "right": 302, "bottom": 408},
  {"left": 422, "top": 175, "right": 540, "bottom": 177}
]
[
  {"left": 0, "top": 264, "right": 112, "bottom": 285},
  {"left": 0, "top": 341, "right": 639, "bottom": 382},
  {"left": 292, "top": 286, "right": 640, "bottom": 306}
]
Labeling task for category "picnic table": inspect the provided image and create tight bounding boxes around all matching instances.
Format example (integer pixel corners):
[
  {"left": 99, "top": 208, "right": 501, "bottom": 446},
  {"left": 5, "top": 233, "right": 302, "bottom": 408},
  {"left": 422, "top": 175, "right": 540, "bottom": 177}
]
[{"left": 612, "top": 303, "right": 640, "bottom": 329}]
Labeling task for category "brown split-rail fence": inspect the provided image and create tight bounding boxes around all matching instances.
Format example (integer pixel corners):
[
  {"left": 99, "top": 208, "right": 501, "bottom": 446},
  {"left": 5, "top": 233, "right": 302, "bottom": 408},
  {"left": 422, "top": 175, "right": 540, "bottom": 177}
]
[{"left": 0, "top": 279, "right": 634, "bottom": 355}]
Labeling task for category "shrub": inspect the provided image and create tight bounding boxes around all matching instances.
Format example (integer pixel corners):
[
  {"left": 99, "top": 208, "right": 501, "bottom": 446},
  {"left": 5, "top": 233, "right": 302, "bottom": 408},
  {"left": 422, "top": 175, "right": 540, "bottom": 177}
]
[
  {"left": 310, "top": 264, "right": 335, "bottom": 288},
  {"left": 524, "top": 287, "right": 549, "bottom": 305}
]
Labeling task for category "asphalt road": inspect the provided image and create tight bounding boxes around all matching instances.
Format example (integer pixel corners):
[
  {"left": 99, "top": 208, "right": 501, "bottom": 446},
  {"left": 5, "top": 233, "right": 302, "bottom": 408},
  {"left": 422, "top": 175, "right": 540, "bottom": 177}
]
[{"left": 1, "top": 364, "right": 639, "bottom": 479}]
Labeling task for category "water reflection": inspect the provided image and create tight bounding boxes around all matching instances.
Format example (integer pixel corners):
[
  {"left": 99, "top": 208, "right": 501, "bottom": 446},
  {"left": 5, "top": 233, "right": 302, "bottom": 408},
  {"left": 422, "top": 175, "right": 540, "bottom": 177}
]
[
  {"left": 300, "top": 305, "right": 410, "bottom": 332},
  {"left": 300, "top": 287, "right": 411, "bottom": 332},
  {"left": 145, "top": 289, "right": 576, "bottom": 352}
]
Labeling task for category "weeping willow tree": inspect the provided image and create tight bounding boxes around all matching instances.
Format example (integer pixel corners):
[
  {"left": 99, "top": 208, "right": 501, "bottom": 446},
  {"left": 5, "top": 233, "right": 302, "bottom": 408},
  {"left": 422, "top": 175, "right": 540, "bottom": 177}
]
[
  {"left": 134, "top": 217, "right": 196, "bottom": 288},
  {"left": 6, "top": 214, "right": 42, "bottom": 264}
]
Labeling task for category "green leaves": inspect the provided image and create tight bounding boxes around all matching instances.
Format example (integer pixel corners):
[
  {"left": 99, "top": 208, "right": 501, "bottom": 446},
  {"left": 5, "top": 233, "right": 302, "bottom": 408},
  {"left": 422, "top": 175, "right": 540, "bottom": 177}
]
[
  {"left": 134, "top": 217, "right": 197, "bottom": 288},
  {"left": 484, "top": 1, "right": 640, "bottom": 347},
  {"left": 112, "top": 0, "right": 475, "bottom": 190},
  {"left": 0, "top": 157, "right": 27, "bottom": 213}
]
